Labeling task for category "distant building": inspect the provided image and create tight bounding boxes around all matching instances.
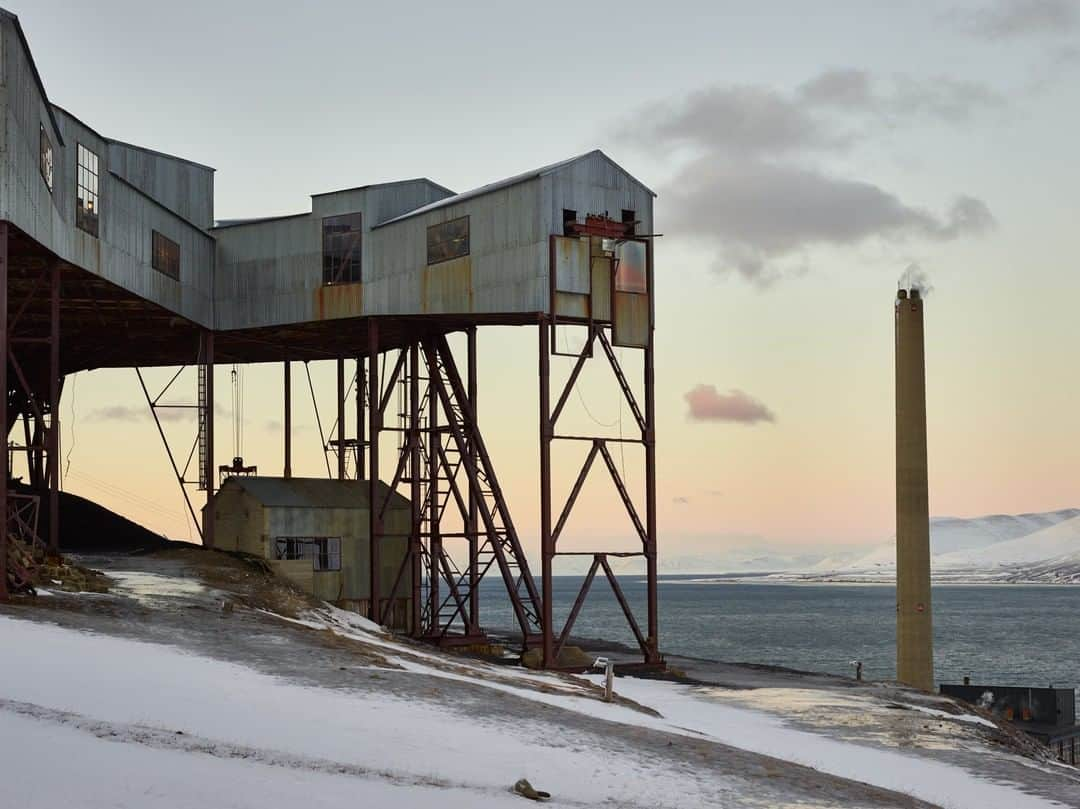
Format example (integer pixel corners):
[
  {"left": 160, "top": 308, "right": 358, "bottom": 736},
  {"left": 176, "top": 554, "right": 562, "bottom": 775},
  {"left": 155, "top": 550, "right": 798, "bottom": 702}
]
[
  {"left": 207, "top": 477, "right": 412, "bottom": 628},
  {"left": 941, "top": 683, "right": 1079, "bottom": 765}
]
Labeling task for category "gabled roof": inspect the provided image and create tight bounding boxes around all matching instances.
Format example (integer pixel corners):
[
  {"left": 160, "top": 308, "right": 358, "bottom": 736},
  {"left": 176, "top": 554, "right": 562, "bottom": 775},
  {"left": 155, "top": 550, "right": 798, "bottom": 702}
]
[
  {"left": 372, "top": 149, "right": 656, "bottom": 229},
  {"left": 1, "top": 9, "right": 64, "bottom": 147},
  {"left": 221, "top": 476, "right": 410, "bottom": 510}
]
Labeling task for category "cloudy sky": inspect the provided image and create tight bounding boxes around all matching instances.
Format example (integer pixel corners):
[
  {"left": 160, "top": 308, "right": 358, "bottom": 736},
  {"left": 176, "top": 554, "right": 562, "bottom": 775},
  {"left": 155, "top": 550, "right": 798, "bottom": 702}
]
[{"left": 15, "top": 0, "right": 1080, "bottom": 561}]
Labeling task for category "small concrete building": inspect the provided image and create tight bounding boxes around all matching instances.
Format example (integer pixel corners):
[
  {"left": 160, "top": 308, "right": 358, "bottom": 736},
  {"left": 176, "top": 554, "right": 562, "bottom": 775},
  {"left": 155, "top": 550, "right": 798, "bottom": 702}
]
[{"left": 207, "top": 477, "right": 412, "bottom": 627}]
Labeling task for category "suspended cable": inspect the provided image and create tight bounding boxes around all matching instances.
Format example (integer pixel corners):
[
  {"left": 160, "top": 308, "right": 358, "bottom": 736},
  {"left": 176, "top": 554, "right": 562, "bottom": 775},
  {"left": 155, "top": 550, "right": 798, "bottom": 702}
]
[
  {"left": 64, "top": 370, "right": 77, "bottom": 480},
  {"left": 561, "top": 326, "right": 619, "bottom": 428}
]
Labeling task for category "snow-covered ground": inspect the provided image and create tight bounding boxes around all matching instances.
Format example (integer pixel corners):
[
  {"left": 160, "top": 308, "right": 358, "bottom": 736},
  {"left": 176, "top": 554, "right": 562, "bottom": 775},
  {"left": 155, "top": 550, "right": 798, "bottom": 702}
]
[{"left": 3, "top": 554, "right": 1079, "bottom": 808}]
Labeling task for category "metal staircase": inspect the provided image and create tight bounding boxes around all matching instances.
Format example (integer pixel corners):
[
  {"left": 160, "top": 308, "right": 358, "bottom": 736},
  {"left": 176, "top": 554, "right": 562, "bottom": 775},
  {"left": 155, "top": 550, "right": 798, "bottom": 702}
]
[{"left": 396, "top": 337, "right": 542, "bottom": 641}]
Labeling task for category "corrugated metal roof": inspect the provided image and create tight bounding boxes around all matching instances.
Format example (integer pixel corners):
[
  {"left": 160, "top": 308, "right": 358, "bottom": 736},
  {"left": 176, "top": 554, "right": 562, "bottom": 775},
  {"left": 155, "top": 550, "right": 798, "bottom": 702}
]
[
  {"left": 371, "top": 149, "right": 657, "bottom": 229},
  {"left": 221, "top": 476, "right": 410, "bottom": 510}
]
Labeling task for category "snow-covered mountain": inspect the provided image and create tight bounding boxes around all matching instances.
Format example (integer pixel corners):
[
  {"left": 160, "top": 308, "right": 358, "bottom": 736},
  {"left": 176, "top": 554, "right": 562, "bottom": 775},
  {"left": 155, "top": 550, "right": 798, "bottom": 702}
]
[{"left": 800, "top": 508, "right": 1080, "bottom": 583}]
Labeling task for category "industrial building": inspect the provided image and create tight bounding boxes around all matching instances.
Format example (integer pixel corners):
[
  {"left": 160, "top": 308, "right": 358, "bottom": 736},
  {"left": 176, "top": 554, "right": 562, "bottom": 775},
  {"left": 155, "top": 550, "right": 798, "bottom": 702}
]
[
  {"left": 208, "top": 477, "right": 412, "bottom": 627},
  {"left": 941, "top": 683, "right": 1080, "bottom": 765},
  {"left": 0, "top": 9, "right": 660, "bottom": 668}
]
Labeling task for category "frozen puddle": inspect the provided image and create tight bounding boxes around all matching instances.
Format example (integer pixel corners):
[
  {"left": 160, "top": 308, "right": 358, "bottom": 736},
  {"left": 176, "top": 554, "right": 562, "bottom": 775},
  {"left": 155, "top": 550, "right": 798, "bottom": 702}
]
[{"left": 106, "top": 570, "right": 218, "bottom": 608}]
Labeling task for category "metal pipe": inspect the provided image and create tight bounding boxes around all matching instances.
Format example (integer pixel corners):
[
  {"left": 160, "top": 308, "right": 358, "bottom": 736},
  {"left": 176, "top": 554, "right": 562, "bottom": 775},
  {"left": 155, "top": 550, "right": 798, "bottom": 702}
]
[
  {"left": 539, "top": 321, "right": 554, "bottom": 666},
  {"left": 48, "top": 260, "right": 60, "bottom": 554},
  {"left": 367, "top": 319, "right": 381, "bottom": 622},
  {"left": 283, "top": 361, "right": 292, "bottom": 479}
]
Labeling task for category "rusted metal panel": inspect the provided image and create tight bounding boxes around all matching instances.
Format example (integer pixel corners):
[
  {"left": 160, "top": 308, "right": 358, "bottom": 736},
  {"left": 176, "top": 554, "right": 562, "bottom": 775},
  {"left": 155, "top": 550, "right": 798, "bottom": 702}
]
[
  {"left": 421, "top": 255, "right": 472, "bottom": 312},
  {"left": 612, "top": 292, "right": 649, "bottom": 348},
  {"left": 554, "top": 291, "right": 588, "bottom": 319},
  {"left": 591, "top": 255, "right": 611, "bottom": 321},
  {"left": 314, "top": 281, "right": 362, "bottom": 320},
  {"left": 553, "top": 235, "right": 589, "bottom": 294}
]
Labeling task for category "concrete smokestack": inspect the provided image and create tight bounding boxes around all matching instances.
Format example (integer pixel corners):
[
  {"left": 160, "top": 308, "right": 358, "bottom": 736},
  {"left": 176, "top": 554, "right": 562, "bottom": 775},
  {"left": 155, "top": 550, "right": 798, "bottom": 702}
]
[{"left": 895, "top": 287, "right": 933, "bottom": 691}]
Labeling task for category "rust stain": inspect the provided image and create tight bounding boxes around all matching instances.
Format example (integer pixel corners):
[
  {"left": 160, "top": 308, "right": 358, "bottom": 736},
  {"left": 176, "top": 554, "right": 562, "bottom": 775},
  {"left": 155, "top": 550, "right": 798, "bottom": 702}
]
[
  {"left": 421, "top": 256, "right": 472, "bottom": 313},
  {"left": 314, "top": 282, "right": 363, "bottom": 320}
]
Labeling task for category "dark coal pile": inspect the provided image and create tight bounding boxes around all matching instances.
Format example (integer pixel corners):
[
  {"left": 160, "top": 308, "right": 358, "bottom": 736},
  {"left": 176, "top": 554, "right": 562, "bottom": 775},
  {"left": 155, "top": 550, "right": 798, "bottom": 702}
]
[{"left": 13, "top": 483, "right": 188, "bottom": 553}]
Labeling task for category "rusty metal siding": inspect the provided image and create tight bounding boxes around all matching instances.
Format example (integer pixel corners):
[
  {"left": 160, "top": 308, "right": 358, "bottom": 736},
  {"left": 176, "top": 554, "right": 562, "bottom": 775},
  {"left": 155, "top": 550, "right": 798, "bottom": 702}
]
[
  {"left": 0, "top": 22, "right": 215, "bottom": 326},
  {"left": 368, "top": 177, "right": 547, "bottom": 316},
  {"left": 213, "top": 180, "right": 454, "bottom": 330}
]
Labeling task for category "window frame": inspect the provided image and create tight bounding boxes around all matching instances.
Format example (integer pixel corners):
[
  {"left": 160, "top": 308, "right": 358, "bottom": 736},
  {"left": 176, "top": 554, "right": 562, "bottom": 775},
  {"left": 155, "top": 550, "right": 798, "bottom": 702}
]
[
  {"left": 39, "top": 124, "right": 54, "bottom": 193},
  {"left": 426, "top": 216, "right": 470, "bottom": 265},
  {"left": 321, "top": 212, "right": 363, "bottom": 285},
  {"left": 75, "top": 142, "right": 100, "bottom": 238},
  {"left": 151, "top": 230, "right": 180, "bottom": 280},
  {"left": 273, "top": 536, "right": 342, "bottom": 572}
]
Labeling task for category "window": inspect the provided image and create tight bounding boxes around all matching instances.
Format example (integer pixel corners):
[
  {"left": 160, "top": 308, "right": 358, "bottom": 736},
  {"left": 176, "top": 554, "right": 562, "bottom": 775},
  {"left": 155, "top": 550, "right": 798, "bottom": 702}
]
[
  {"left": 562, "top": 209, "right": 577, "bottom": 236},
  {"left": 614, "top": 240, "right": 648, "bottom": 294},
  {"left": 621, "top": 209, "right": 636, "bottom": 235},
  {"left": 273, "top": 537, "right": 342, "bottom": 571},
  {"left": 76, "top": 144, "right": 100, "bottom": 237},
  {"left": 151, "top": 230, "right": 180, "bottom": 280},
  {"left": 39, "top": 124, "right": 54, "bottom": 192},
  {"left": 426, "top": 216, "right": 469, "bottom": 265},
  {"left": 322, "top": 212, "right": 363, "bottom": 284}
]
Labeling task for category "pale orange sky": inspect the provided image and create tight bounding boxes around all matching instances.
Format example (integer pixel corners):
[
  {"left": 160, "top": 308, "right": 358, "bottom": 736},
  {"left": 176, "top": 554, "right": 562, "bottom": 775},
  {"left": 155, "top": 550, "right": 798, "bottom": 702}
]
[{"left": 17, "top": 0, "right": 1080, "bottom": 561}]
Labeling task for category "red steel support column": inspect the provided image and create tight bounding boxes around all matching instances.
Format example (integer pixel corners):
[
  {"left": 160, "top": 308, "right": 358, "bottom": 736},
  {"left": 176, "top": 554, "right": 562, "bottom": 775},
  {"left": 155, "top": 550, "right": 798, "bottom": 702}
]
[
  {"left": 48, "top": 260, "right": 60, "bottom": 554},
  {"left": 283, "top": 361, "right": 292, "bottom": 479},
  {"left": 336, "top": 357, "right": 346, "bottom": 480},
  {"left": 539, "top": 322, "right": 554, "bottom": 666},
  {"left": 428, "top": 358, "right": 441, "bottom": 633},
  {"left": 203, "top": 331, "right": 215, "bottom": 549},
  {"left": 466, "top": 327, "right": 480, "bottom": 634},
  {"left": 644, "top": 244, "right": 659, "bottom": 663},
  {"left": 367, "top": 319, "right": 381, "bottom": 621},
  {"left": 356, "top": 357, "right": 365, "bottom": 479},
  {"left": 409, "top": 342, "right": 422, "bottom": 636},
  {"left": 0, "top": 223, "right": 8, "bottom": 600}
]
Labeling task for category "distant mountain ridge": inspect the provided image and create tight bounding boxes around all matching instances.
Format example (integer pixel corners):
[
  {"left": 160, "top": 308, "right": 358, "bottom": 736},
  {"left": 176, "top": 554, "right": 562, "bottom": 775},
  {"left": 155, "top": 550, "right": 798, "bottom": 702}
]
[{"left": 801, "top": 508, "right": 1080, "bottom": 584}]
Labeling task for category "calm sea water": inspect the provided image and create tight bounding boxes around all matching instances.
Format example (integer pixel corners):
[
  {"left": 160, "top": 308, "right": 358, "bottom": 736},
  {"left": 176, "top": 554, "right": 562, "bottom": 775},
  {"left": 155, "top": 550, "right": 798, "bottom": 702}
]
[{"left": 480, "top": 576, "right": 1080, "bottom": 692}]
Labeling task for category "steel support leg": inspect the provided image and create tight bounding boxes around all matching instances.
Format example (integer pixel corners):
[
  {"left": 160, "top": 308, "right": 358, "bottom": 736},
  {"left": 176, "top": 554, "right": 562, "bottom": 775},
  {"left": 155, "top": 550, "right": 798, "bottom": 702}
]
[
  {"left": 409, "top": 342, "right": 422, "bottom": 636},
  {"left": 539, "top": 322, "right": 554, "bottom": 666},
  {"left": 645, "top": 244, "right": 660, "bottom": 663},
  {"left": 202, "top": 332, "right": 215, "bottom": 548},
  {"left": 336, "top": 357, "right": 346, "bottom": 480},
  {"left": 0, "top": 223, "right": 8, "bottom": 600},
  {"left": 367, "top": 319, "right": 381, "bottom": 621},
  {"left": 428, "top": 370, "right": 441, "bottom": 634},
  {"left": 467, "top": 327, "right": 480, "bottom": 634},
  {"left": 283, "top": 361, "right": 292, "bottom": 479},
  {"left": 47, "top": 261, "right": 60, "bottom": 554},
  {"left": 356, "top": 357, "right": 365, "bottom": 479}
]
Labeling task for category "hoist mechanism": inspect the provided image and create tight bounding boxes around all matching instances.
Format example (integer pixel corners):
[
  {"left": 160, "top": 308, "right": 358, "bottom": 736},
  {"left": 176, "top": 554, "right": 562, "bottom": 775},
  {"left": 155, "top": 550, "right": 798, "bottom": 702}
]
[{"left": 219, "top": 364, "right": 256, "bottom": 483}]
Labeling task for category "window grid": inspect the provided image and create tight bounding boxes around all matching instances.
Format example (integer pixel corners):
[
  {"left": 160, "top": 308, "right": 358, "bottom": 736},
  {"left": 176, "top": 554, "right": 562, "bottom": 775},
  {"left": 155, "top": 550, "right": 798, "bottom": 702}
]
[
  {"left": 426, "top": 216, "right": 470, "bottom": 265},
  {"left": 322, "top": 213, "right": 363, "bottom": 285},
  {"left": 76, "top": 143, "right": 100, "bottom": 237},
  {"left": 273, "top": 537, "right": 342, "bottom": 571},
  {"left": 39, "top": 124, "right": 54, "bottom": 192},
  {"left": 151, "top": 230, "right": 180, "bottom": 280}
]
